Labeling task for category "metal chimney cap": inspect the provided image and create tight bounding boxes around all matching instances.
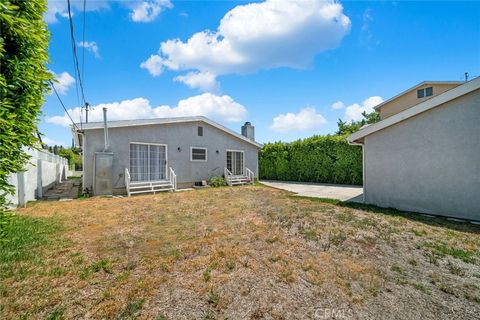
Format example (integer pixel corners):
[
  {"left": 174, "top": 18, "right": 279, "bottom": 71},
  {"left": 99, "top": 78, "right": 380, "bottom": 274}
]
[{"left": 244, "top": 121, "right": 251, "bottom": 126}]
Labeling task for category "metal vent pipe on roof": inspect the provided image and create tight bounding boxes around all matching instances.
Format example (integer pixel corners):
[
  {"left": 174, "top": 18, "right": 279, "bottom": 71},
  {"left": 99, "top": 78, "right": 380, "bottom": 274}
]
[{"left": 103, "top": 107, "right": 109, "bottom": 152}]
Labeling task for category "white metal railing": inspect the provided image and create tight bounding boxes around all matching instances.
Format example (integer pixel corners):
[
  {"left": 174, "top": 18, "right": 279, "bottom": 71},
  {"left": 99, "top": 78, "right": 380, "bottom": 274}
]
[
  {"left": 169, "top": 167, "right": 177, "bottom": 191},
  {"left": 224, "top": 167, "right": 233, "bottom": 186},
  {"left": 246, "top": 167, "right": 255, "bottom": 184},
  {"left": 125, "top": 167, "right": 175, "bottom": 196}
]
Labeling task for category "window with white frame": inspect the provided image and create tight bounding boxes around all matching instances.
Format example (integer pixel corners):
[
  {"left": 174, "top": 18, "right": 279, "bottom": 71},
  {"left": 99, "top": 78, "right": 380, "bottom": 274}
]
[
  {"left": 191, "top": 147, "right": 207, "bottom": 161},
  {"left": 130, "top": 143, "right": 167, "bottom": 181}
]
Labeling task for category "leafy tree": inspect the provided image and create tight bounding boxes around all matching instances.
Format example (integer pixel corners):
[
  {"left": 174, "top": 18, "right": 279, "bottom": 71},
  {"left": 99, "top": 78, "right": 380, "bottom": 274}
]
[
  {"left": 0, "top": 0, "right": 51, "bottom": 238},
  {"left": 58, "top": 147, "right": 82, "bottom": 170},
  {"left": 336, "top": 111, "right": 380, "bottom": 136}
]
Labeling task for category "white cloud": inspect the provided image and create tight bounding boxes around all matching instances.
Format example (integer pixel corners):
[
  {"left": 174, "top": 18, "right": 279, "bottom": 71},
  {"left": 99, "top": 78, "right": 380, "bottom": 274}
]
[
  {"left": 130, "top": 0, "right": 173, "bottom": 22},
  {"left": 140, "top": 55, "right": 164, "bottom": 76},
  {"left": 362, "top": 9, "right": 373, "bottom": 32},
  {"left": 45, "top": 0, "right": 173, "bottom": 24},
  {"left": 331, "top": 101, "right": 346, "bottom": 110},
  {"left": 343, "top": 96, "right": 383, "bottom": 122},
  {"left": 78, "top": 41, "right": 100, "bottom": 58},
  {"left": 270, "top": 107, "right": 326, "bottom": 132},
  {"left": 141, "top": 0, "right": 351, "bottom": 86},
  {"left": 46, "top": 93, "right": 247, "bottom": 126},
  {"left": 360, "top": 9, "right": 380, "bottom": 49},
  {"left": 174, "top": 71, "right": 219, "bottom": 92},
  {"left": 45, "top": 0, "right": 108, "bottom": 24},
  {"left": 51, "top": 71, "right": 75, "bottom": 95}
]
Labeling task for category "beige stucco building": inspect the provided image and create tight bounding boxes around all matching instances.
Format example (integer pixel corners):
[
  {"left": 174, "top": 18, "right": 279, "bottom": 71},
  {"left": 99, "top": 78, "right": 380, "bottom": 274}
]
[
  {"left": 374, "top": 81, "right": 463, "bottom": 119},
  {"left": 348, "top": 78, "right": 480, "bottom": 221}
]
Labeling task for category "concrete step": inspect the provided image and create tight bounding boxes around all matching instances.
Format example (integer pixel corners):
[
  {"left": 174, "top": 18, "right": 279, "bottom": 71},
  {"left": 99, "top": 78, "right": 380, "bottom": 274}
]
[
  {"left": 129, "top": 187, "right": 174, "bottom": 195},
  {"left": 43, "top": 179, "right": 80, "bottom": 200},
  {"left": 229, "top": 177, "right": 248, "bottom": 181},
  {"left": 130, "top": 180, "right": 171, "bottom": 186},
  {"left": 129, "top": 183, "right": 173, "bottom": 190}
]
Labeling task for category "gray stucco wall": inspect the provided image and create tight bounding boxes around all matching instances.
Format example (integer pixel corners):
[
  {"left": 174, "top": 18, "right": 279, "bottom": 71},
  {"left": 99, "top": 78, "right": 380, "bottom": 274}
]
[
  {"left": 363, "top": 89, "right": 480, "bottom": 220},
  {"left": 83, "top": 121, "right": 259, "bottom": 193}
]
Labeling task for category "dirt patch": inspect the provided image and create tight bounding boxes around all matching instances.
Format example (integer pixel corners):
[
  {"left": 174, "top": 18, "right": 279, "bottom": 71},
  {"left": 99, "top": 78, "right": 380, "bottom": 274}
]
[{"left": 2, "top": 186, "right": 480, "bottom": 319}]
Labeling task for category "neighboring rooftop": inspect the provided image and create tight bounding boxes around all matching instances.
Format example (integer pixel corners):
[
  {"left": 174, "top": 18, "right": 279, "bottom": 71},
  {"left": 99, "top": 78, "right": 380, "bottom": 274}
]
[
  {"left": 374, "top": 81, "right": 465, "bottom": 111},
  {"left": 348, "top": 77, "right": 480, "bottom": 143},
  {"left": 374, "top": 81, "right": 465, "bottom": 120}
]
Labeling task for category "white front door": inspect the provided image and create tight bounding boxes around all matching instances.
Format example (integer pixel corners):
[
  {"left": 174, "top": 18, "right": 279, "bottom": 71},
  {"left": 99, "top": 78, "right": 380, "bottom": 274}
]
[
  {"left": 226, "top": 150, "right": 244, "bottom": 175},
  {"left": 130, "top": 143, "right": 167, "bottom": 181}
]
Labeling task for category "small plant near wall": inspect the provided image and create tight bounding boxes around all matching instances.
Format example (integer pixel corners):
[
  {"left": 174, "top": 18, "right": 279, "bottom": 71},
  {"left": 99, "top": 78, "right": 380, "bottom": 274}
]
[{"left": 209, "top": 176, "right": 227, "bottom": 187}]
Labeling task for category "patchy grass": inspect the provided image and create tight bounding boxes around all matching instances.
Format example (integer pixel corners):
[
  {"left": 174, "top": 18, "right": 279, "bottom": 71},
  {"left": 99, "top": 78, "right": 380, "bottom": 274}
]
[
  {"left": 0, "top": 216, "right": 64, "bottom": 280},
  {"left": 422, "top": 242, "right": 476, "bottom": 264},
  {"left": 1, "top": 185, "right": 480, "bottom": 319},
  {"left": 116, "top": 298, "right": 145, "bottom": 320}
]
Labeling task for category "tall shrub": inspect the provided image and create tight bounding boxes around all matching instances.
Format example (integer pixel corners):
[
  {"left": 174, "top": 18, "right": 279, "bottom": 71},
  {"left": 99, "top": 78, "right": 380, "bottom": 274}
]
[
  {"left": 0, "top": 0, "right": 51, "bottom": 237},
  {"left": 259, "top": 135, "right": 363, "bottom": 185}
]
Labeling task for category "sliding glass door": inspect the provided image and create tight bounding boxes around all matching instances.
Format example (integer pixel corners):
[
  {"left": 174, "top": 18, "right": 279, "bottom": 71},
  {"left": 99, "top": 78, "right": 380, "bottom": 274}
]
[
  {"left": 130, "top": 143, "right": 167, "bottom": 181},
  {"left": 226, "top": 150, "right": 244, "bottom": 175}
]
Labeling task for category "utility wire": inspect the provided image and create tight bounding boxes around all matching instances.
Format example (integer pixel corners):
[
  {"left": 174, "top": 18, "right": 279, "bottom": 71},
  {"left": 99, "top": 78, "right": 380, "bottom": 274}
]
[
  {"left": 81, "top": 0, "right": 86, "bottom": 86},
  {"left": 49, "top": 80, "right": 80, "bottom": 131},
  {"left": 81, "top": 0, "right": 87, "bottom": 128},
  {"left": 67, "top": 0, "right": 87, "bottom": 106}
]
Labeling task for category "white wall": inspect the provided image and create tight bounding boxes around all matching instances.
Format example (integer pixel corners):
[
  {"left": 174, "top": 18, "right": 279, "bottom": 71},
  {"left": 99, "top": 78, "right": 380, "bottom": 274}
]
[{"left": 6, "top": 149, "right": 69, "bottom": 208}]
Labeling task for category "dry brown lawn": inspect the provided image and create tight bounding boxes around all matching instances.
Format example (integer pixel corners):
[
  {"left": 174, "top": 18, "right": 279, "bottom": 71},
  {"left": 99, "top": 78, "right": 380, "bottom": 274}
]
[{"left": 1, "top": 185, "right": 480, "bottom": 319}]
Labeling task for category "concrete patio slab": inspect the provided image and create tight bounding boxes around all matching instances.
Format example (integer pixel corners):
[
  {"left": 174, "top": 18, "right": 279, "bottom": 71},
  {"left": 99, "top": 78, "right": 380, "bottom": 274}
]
[{"left": 260, "top": 180, "right": 364, "bottom": 202}]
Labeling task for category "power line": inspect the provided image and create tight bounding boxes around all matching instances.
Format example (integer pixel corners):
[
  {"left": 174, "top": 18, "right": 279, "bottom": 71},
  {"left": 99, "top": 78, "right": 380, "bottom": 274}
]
[
  {"left": 82, "top": 0, "right": 86, "bottom": 86},
  {"left": 81, "top": 0, "right": 88, "bottom": 126},
  {"left": 67, "top": 0, "right": 87, "bottom": 106},
  {"left": 49, "top": 80, "right": 80, "bottom": 131}
]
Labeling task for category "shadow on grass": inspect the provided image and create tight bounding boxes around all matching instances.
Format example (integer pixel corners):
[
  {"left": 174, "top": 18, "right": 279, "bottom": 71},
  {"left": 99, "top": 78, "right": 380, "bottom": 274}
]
[{"left": 291, "top": 195, "right": 480, "bottom": 235}]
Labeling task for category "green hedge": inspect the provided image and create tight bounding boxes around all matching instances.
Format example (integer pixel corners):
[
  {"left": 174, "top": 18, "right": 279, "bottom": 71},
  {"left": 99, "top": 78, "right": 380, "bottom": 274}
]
[
  {"left": 0, "top": 0, "right": 51, "bottom": 238},
  {"left": 259, "top": 135, "right": 363, "bottom": 185}
]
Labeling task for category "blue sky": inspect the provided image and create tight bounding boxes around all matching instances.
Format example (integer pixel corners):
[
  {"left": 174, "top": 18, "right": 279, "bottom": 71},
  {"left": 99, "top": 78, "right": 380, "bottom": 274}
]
[{"left": 41, "top": 0, "right": 480, "bottom": 146}]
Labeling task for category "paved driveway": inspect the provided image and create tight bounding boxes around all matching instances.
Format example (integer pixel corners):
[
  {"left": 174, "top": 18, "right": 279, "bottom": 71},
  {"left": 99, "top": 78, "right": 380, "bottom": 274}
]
[{"left": 260, "top": 180, "right": 364, "bottom": 202}]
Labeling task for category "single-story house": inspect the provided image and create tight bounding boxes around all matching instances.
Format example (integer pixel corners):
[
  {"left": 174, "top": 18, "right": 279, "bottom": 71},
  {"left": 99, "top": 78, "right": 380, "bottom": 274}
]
[
  {"left": 348, "top": 78, "right": 480, "bottom": 221},
  {"left": 72, "top": 116, "right": 262, "bottom": 196}
]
